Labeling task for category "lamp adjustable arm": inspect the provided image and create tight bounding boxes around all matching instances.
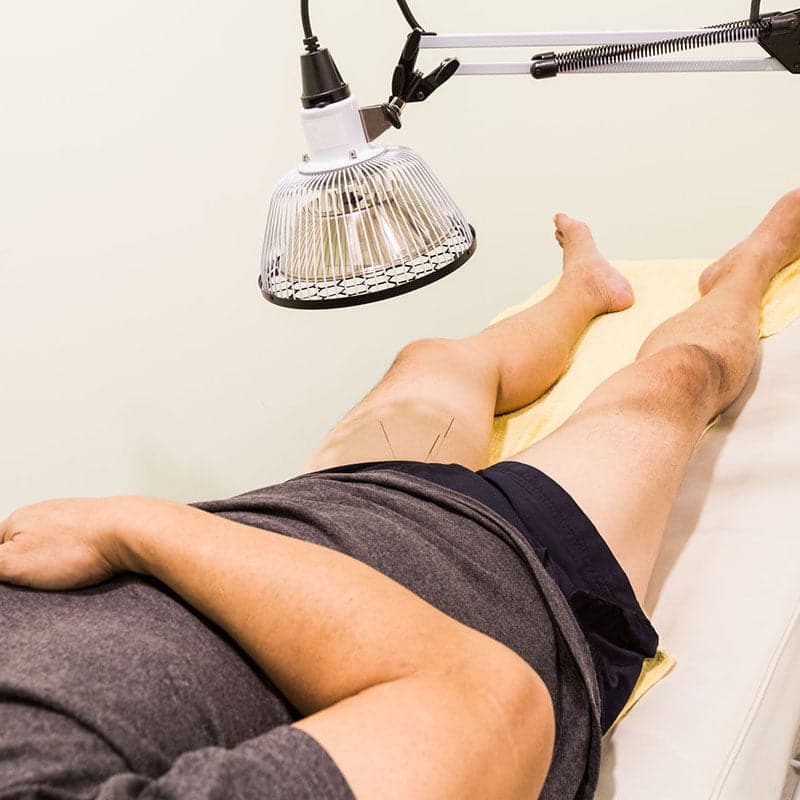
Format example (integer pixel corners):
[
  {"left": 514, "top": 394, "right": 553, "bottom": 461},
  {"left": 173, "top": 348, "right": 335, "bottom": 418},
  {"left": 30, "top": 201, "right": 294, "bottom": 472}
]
[
  {"left": 529, "top": 11, "right": 798, "bottom": 78},
  {"left": 360, "top": 9, "right": 798, "bottom": 141},
  {"left": 359, "top": 6, "right": 799, "bottom": 140},
  {"left": 421, "top": 11, "right": 799, "bottom": 79}
]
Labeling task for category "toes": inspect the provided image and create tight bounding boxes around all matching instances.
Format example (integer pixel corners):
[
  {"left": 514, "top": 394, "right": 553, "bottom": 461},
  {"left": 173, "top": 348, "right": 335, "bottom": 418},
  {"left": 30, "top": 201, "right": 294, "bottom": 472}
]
[
  {"left": 553, "top": 212, "right": 583, "bottom": 232},
  {"left": 553, "top": 213, "right": 571, "bottom": 237},
  {"left": 784, "top": 187, "right": 800, "bottom": 206},
  {"left": 553, "top": 213, "right": 594, "bottom": 251}
]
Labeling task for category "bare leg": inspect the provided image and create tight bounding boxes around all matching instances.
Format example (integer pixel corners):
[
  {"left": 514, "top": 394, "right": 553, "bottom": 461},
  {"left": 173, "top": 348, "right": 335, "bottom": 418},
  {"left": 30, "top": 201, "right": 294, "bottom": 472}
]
[
  {"left": 301, "top": 216, "right": 633, "bottom": 473},
  {"left": 510, "top": 189, "right": 800, "bottom": 605},
  {"left": 478, "top": 214, "right": 634, "bottom": 414}
]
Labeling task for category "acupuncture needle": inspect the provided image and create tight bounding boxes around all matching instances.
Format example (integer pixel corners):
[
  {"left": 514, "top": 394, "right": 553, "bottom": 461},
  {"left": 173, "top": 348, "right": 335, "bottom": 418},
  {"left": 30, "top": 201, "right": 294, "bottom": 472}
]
[
  {"left": 429, "top": 416, "right": 455, "bottom": 462},
  {"left": 378, "top": 418, "right": 397, "bottom": 459}
]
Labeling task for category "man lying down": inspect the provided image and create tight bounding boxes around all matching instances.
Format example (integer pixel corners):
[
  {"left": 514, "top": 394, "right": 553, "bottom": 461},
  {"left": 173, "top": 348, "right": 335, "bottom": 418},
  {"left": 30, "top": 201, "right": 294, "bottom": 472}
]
[{"left": 1, "top": 189, "right": 799, "bottom": 800}]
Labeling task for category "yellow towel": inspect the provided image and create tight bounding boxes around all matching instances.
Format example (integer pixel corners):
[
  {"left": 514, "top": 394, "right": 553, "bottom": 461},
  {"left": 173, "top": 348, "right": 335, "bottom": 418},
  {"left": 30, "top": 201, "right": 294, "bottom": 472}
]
[{"left": 486, "top": 256, "right": 800, "bottom": 728}]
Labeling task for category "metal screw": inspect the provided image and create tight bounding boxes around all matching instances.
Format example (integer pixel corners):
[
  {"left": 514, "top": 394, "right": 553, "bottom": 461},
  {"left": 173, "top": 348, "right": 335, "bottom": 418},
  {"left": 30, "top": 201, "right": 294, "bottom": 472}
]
[
  {"left": 302, "top": 153, "right": 310, "bottom": 162},
  {"left": 349, "top": 149, "right": 358, "bottom": 160}
]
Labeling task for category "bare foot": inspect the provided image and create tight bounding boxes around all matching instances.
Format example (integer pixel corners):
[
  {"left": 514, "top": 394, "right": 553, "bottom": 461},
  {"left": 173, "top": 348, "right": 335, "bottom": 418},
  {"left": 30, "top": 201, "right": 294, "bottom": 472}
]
[
  {"left": 553, "top": 213, "right": 634, "bottom": 314},
  {"left": 699, "top": 188, "right": 800, "bottom": 296}
]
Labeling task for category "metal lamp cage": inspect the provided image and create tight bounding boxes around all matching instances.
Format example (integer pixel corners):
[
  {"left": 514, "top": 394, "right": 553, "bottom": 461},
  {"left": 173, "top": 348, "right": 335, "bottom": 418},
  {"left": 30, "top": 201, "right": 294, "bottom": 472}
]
[{"left": 259, "top": 145, "right": 476, "bottom": 309}]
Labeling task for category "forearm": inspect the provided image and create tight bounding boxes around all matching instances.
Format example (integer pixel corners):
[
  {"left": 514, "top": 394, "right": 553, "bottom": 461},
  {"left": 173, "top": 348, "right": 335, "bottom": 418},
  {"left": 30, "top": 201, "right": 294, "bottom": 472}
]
[{"left": 113, "top": 497, "right": 482, "bottom": 715}]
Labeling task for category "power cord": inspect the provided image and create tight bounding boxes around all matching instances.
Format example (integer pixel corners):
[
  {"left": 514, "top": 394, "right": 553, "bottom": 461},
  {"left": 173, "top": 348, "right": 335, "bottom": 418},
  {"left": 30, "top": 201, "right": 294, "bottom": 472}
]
[{"left": 300, "top": 0, "right": 425, "bottom": 52}]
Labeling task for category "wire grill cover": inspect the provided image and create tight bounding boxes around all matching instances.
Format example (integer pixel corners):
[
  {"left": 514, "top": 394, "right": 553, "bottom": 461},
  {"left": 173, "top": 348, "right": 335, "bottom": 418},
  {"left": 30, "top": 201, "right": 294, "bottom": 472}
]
[{"left": 260, "top": 145, "right": 475, "bottom": 308}]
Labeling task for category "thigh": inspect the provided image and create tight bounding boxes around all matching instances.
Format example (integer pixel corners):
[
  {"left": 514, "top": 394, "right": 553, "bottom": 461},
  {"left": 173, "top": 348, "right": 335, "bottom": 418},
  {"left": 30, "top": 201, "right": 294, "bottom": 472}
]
[
  {"left": 507, "top": 352, "right": 711, "bottom": 606},
  {"left": 301, "top": 338, "right": 500, "bottom": 474}
]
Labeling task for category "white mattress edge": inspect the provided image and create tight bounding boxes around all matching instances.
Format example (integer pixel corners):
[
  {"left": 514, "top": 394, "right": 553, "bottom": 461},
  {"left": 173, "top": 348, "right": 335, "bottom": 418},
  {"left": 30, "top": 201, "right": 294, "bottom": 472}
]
[{"left": 712, "top": 586, "right": 800, "bottom": 799}]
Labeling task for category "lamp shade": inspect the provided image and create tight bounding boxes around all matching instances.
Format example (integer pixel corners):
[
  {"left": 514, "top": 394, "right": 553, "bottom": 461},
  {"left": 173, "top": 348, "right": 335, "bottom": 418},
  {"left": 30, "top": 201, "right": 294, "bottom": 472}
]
[{"left": 260, "top": 144, "right": 476, "bottom": 309}]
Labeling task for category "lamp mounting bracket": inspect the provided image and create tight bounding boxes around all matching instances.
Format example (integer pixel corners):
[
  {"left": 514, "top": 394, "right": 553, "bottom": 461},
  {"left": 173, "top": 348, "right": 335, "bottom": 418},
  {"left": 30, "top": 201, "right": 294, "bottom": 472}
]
[
  {"left": 360, "top": 28, "right": 460, "bottom": 142},
  {"left": 758, "top": 9, "right": 800, "bottom": 72}
]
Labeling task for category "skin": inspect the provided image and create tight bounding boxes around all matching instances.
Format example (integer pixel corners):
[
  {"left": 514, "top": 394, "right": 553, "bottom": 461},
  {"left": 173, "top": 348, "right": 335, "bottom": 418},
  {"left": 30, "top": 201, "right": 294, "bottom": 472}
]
[{"left": 2, "top": 188, "right": 800, "bottom": 798}]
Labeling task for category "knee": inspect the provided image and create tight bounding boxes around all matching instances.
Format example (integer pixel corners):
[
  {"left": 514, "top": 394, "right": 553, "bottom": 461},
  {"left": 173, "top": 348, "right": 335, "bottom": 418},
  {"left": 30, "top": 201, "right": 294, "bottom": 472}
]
[
  {"left": 396, "top": 336, "right": 480, "bottom": 366},
  {"left": 452, "top": 645, "right": 556, "bottom": 794},
  {"left": 638, "top": 343, "right": 726, "bottom": 409},
  {"left": 489, "top": 653, "right": 556, "bottom": 759},
  {"left": 487, "top": 653, "right": 556, "bottom": 794},
  {"left": 394, "top": 337, "right": 454, "bottom": 364},
  {"left": 395, "top": 337, "right": 501, "bottom": 387}
]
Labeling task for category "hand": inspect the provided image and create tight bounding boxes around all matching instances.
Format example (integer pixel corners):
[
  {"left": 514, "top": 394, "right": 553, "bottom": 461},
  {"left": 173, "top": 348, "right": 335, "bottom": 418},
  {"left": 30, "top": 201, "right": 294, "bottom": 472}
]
[{"left": 0, "top": 498, "right": 126, "bottom": 590}]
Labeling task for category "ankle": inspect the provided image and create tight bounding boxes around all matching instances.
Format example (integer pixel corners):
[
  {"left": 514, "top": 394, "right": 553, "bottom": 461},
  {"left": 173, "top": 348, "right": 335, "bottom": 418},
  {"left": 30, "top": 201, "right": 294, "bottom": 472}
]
[
  {"left": 555, "top": 273, "right": 608, "bottom": 318},
  {"left": 703, "top": 243, "right": 777, "bottom": 299}
]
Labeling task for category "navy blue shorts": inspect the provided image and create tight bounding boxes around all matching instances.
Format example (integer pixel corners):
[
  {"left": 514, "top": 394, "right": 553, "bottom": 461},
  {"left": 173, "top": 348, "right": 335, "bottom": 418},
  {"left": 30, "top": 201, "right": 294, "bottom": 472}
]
[{"left": 313, "top": 459, "right": 659, "bottom": 733}]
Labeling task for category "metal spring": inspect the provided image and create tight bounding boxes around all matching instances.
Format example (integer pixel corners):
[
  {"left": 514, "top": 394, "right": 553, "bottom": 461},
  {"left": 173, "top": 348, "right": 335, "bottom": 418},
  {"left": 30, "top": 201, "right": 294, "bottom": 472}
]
[{"left": 553, "top": 18, "right": 770, "bottom": 73}]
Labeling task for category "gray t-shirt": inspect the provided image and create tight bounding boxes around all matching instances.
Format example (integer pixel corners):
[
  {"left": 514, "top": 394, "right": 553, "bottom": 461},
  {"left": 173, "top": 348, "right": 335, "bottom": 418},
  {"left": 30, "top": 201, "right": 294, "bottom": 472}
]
[{"left": 0, "top": 468, "right": 601, "bottom": 798}]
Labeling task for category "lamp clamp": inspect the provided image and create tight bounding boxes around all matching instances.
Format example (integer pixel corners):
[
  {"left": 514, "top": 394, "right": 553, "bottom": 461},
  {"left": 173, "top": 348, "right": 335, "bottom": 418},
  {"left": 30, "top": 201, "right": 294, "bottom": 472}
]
[
  {"left": 390, "top": 28, "right": 459, "bottom": 103},
  {"left": 360, "top": 28, "right": 460, "bottom": 142}
]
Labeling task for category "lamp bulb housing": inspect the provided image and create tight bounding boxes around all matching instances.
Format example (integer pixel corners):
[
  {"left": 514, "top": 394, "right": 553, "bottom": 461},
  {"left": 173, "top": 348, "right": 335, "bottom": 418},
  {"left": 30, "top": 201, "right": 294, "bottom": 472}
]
[{"left": 300, "top": 48, "right": 351, "bottom": 109}]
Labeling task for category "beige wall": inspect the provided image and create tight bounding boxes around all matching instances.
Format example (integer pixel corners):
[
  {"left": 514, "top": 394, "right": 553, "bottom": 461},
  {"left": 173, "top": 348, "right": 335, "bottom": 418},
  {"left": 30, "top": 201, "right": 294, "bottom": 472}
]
[{"left": 1, "top": 0, "right": 797, "bottom": 514}]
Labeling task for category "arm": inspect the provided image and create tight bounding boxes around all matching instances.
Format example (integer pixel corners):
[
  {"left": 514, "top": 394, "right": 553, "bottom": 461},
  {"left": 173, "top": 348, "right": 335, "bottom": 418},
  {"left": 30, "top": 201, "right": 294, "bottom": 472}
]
[
  {"left": 0, "top": 496, "right": 485, "bottom": 715},
  {"left": 0, "top": 496, "right": 556, "bottom": 800}
]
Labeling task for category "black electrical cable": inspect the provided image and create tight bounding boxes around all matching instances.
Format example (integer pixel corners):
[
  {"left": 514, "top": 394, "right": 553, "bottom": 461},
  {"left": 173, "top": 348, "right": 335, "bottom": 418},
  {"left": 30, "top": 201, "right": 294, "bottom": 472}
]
[
  {"left": 300, "top": 0, "right": 318, "bottom": 51},
  {"left": 301, "top": 0, "right": 313, "bottom": 39},
  {"left": 750, "top": 0, "right": 762, "bottom": 23},
  {"left": 395, "top": 0, "right": 424, "bottom": 30},
  {"left": 300, "top": 0, "right": 424, "bottom": 51}
]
